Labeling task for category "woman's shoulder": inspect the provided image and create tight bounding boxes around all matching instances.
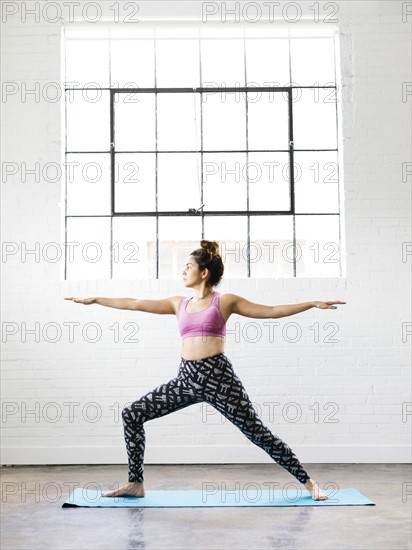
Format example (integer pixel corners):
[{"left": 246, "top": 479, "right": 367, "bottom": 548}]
[
  {"left": 216, "top": 292, "right": 240, "bottom": 309},
  {"left": 217, "top": 292, "right": 239, "bottom": 300},
  {"left": 170, "top": 295, "right": 189, "bottom": 314}
]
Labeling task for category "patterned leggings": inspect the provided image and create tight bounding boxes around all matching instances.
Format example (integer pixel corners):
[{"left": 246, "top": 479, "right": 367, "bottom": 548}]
[{"left": 121, "top": 352, "right": 311, "bottom": 485}]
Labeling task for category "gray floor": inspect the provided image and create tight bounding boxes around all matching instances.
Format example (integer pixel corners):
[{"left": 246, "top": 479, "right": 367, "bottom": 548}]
[{"left": 1, "top": 463, "right": 411, "bottom": 550}]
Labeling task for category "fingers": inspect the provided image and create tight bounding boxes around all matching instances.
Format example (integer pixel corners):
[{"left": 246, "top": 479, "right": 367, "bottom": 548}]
[{"left": 318, "top": 301, "right": 346, "bottom": 309}]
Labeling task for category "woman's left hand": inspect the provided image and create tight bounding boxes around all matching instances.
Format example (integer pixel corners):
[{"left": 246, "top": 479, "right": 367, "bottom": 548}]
[{"left": 313, "top": 300, "right": 346, "bottom": 310}]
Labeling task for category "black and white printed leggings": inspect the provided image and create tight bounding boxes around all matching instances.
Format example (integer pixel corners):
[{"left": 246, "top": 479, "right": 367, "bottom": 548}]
[{"left": 121, "top": 352, "right": 311, "bottom": 485}]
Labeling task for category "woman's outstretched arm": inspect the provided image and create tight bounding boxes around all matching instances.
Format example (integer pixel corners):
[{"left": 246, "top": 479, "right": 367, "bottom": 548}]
[
  {"left": 227, "top": 294, "right": 346, "bottom": 319},
  {"left": 273, "top": 300, "right": 346, "bottom": 318},
  {"left": 64, "top": 296, "right": 181, "bottom": 313},
  {"left": 64, "top": 297, "right": 137, "bottom": 309}
]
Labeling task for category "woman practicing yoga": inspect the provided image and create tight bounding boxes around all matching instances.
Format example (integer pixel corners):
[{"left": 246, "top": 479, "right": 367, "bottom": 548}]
[{"left": 65, "top": 239, "right": 345, "bottom": 501}]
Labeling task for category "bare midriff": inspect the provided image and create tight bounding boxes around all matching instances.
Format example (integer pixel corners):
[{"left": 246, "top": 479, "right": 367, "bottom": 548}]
[{"left": 180, "top": 335, "right": 225, "bottom": 361}]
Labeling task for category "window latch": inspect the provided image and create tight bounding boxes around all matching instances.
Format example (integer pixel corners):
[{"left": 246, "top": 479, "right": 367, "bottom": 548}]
[{"left": 188, "top": 204, "right": 205, "bottom": 214}]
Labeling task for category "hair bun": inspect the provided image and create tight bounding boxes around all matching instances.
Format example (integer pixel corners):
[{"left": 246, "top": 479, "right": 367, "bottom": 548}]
[{"left": 200, "top": 239, "right": 220, "bottom": 259}]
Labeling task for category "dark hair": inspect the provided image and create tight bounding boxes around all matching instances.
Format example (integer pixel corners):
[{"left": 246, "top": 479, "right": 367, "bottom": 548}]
[{"left": 190, "top": 240, "right": 224, "bottom": 288}]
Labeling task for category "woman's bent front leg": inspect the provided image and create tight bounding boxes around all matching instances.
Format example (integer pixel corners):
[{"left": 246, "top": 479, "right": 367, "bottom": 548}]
[{"left": 122, "top": 375, "right": 202, "bottom": 483}]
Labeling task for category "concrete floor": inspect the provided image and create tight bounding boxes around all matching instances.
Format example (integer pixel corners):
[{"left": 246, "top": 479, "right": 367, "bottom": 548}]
[{"left": 1, "top": 463, "right": 410, "bottom": 550}]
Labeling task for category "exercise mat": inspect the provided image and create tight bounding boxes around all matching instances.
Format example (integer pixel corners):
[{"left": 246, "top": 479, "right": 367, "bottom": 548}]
[{"left": 62, "top": 487, "right": 375, "bottom": 507}]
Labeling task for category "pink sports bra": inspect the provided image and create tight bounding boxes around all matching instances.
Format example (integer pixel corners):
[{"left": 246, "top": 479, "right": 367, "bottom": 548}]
[{"left": 178, "top": 290, "right": 226, "bottom": 339}]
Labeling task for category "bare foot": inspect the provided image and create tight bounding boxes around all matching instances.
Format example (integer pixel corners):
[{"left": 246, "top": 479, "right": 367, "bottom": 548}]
[
  {"left": 304, "top": 479, "right": 328, "bottom": 501},
  {"left": 102, "top": 482, "right": 145, "bottom": 498}
]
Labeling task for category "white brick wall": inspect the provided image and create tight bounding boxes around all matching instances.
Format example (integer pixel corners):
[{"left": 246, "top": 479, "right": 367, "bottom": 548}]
[{"left": 1, "top": 1, "right": 411, "bottom": 468}]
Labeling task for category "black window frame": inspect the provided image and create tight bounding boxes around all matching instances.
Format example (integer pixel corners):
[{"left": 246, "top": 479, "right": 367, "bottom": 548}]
[{"left": 64, "top": 34, "right": 341, "bottom": 280}]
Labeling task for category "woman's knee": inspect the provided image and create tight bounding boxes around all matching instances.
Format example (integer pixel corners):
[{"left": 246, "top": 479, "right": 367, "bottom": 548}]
[{"left": 121, "top": 403, "right": 143, "bottom": 424}]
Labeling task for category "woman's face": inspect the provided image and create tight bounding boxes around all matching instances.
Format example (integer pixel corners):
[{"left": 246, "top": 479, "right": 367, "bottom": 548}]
[{"left": 182, "top": 255, "right": 207, "bottom": 287}]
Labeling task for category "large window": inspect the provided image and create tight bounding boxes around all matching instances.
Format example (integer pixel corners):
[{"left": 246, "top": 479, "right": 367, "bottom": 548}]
[{"left": 63, "top": 23, "right": 344, "bottom": 280}]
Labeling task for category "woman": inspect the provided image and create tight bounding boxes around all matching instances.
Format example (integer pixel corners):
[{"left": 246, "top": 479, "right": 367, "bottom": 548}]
[{"left": 65, "top": 240, "right": 345, "bottom": 501}]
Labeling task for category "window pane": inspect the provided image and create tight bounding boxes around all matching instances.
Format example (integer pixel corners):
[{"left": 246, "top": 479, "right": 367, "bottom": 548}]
[
  {"left": 203, "top": 216, "right": 248, "bottom": 278},
  {"left": 245, "top": 38, "right": 290, "bottom": 87},
  {"left": 203, "top": 153, "right": 247, "bottom": 211},
  {"left": 112, "top": 217, "right": 156, "bottom": 280},
  {"left": 66, "top": 90, "right": 110, "bottom": 152},
  {"left": 293, "top": 88, "right": 337, "bottom": 150},
  {"left": 156, "top": 40, "right": 200, "bottom": 88},
  {"left": 294, "top": 151, "right": 340, "bottom": 213},
  {"left": 295, "top": 215, "right": 341, "bottom": 277},
  {"left": 65, "top": 39, "right": 110, "bottom": 88},
  {"left": 66, "top": 154, "right": 110, "bottom": 215},
  {"left": 115, "top": 153, "right": 156, "bottom": 213},
  {"left": 158, "top": 217, "right": 202, "bottom": 280},
  {"left": 290, "top": 38, "right": 336, "bottom": 86},
  {"left": 157, "top": 93, "right": 201, "bottom": 151},
  {"left": 110, "top": 39, "right": 155, "bottom": 88},
  {"left": 249, "top": 216, "right": 294, "bottom": 277},
  {"left": 248, "top": 152, "right": 290, "bottom": 211},
  {"left": 247, "top": 91, "right": 289, "bottom": 151},
  {"left": 158, "top": 153, "right": 201, "bottom": 212},
  {"left": 66, "top": 217, "right": 110, "bottom": 280},
  {"left": 202, "top": 92, "right": 246, "bottom": 151},
  {"left": 115, "top": 93, "right": 156, "bottom": 152},
  {"left": 201, "top": 39, "right": 245, "bottom": 87}
]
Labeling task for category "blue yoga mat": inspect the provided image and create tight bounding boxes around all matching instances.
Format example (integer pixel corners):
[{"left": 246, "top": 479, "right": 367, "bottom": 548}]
[{"left": 62, "top": 487, "right": 375, "bottom": 507}]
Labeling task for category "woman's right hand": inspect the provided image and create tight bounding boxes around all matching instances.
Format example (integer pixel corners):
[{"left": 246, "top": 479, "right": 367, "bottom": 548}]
[{"left": 64, "top": 297, "right": 96, "bottom": 305}]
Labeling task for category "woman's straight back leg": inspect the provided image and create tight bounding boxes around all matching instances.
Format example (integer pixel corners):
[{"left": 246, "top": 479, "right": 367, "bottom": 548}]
[{"left": 201, "top": 355, "right": 311, "bottom": 485}]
